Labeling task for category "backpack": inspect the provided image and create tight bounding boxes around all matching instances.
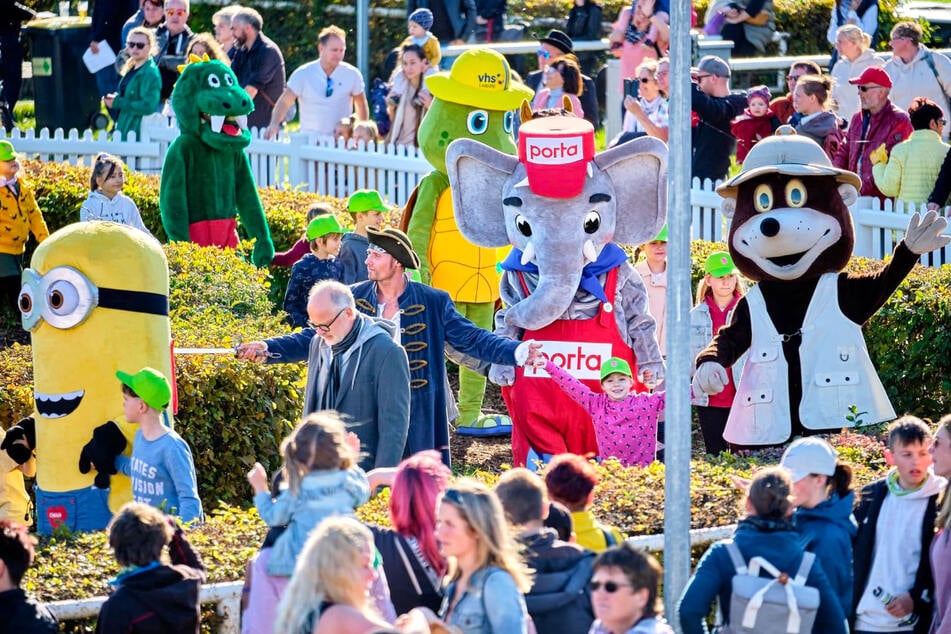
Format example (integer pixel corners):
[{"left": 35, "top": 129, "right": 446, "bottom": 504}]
[
  {"left": 369, "top": 77, "right": 391, "bottom": 139},
  {"left": 717, "top": 541, "right": 820, "bottom": 634}
]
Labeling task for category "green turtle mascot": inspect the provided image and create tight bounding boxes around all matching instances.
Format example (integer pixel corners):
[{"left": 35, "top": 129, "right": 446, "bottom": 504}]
[
  {"left": 403, "top": 49, "right": 532, "bottom": 437},
  {"left": 159, "top": 54, "right": 274, "bottom": 267}
]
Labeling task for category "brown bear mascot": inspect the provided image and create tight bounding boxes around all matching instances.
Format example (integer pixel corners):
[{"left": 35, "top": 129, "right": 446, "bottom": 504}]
[{"left": 695, "top": 129, "right": 949, "bottom": 446}]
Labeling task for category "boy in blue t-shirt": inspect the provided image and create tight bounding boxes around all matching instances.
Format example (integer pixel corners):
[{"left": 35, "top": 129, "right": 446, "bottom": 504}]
[{"left": 114, "top": 368, "right": 203, "bottom": 524}]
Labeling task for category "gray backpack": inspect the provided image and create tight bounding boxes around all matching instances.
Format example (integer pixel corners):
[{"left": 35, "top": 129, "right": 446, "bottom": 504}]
[{"left": 717, "top": 541, "right": 820, "bottom": 634}]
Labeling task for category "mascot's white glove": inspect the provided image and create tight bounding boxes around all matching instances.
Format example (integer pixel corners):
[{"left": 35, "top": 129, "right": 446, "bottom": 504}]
[
  {"left": 695, "top": 362, "right": 729, "bottom": 395},
  {"left": 904, "top": 210, "right": 951, "bottom": 255},
  {"left": 489, "top": 364, "right": 516, "bottom": 387}
]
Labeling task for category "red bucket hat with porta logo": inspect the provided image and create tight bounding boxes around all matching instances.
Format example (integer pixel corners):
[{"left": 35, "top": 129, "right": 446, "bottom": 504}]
[{"left": 517, "top": 116, "right": 595, "bottom": 199}]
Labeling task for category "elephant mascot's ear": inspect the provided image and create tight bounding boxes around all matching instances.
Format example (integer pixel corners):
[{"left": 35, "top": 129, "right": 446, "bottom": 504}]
[
  {"left": 446, "top": 138, "right": 520, "bottom": 247},
  {"left": 592, "top": 136, "right": 668, "bottom": 246}
]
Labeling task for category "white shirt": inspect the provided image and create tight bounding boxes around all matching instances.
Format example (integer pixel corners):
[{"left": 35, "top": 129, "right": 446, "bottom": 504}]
[{"left": 287, "top": 60, "right": 365, "bottom": 138}]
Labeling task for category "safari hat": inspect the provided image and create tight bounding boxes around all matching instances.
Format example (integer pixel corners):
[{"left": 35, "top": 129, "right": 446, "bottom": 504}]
[
  {"left": 306, "top": 215, "right": 345, "bottom": 240},
  {"left": 0, "top": 140, "right": 17, "bottom": 162},
  {"left": 704, "top": 251, "right": 737, "bottom": 277},
  {"left": 426, "top": 49, "right": 533, "bottom": 110},
  {"left": 347, "top": 189, "right": 388, "bottom": 214},
  {"left": 600, "top": 357, "right": 633, "bottom": 381},
  {"left": 717, "top": 127, "right": 860, "bottom": 198},
  {"left": 116, "top": 367, "right": 171, "bottom": 411}
]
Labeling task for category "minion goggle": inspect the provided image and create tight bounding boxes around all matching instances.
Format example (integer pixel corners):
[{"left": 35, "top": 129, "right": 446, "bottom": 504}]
[{"left": 19, "top": 266, "right": 169, "bottom": 331}]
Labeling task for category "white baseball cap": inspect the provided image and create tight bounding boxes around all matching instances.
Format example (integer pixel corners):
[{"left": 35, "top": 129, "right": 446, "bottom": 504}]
[{"left": 780, "top": 437, "right": 838, "bottom": 483}]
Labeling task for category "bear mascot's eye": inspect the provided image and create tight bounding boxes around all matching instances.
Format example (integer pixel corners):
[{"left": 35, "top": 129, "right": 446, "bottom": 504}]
[
  {"left": 754, "top": 184, "right": 774, "bottom": 212},
  {"left": 784, "top": 179, "right": 808, "bottom": 208}
]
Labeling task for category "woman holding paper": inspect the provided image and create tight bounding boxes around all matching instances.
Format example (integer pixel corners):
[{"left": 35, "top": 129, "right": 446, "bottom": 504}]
[{"left": 104, "top": 26, "right": 162, "bottom": 139}]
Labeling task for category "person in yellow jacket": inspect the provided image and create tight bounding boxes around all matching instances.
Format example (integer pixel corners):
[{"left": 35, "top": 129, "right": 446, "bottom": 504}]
[
  {"left": 871, "top": 96, "right": 950, "bottom": 205},
  {"left": 0, "top": 140, "right": 49, "bottom": 320}
]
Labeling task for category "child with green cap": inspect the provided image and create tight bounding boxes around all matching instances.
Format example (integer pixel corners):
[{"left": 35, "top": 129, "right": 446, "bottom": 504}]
[
  {"left": 535, "top": 354, "right": 665, "bottom": 467},
  {"left": 689, "top": 250, "right": 745, "bottom": 454},
  {"left": 0, "top": 139, "right": 49, "bottom": 320},
  {"left": 282, "top": 214, "right": 345, "bottom": 328},
  {"left": 113, "top": 367, "right": 203, "bottom": 524},
  {"left": 338, "top": 189, "right": 387, "bottom": 284}
]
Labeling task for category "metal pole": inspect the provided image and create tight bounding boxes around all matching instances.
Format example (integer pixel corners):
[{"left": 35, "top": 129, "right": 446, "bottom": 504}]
[
  {"left": 664, "top": 1, "right": 693, "bottom": 630},
  {"left": 356, "top": 0, "right": 369, "bottom": 82}
]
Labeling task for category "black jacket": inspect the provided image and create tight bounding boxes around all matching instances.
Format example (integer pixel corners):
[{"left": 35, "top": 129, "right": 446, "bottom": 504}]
[
  {"left": 852, "top": 477, "right": 938, "bottom": 634},
  {"left": 95, "top": 529, "right": 206, "bottom": 634},
  {"left": 231, "top": 33, "right": 286, "bottom": 130},
  {"left": 0, "top": 589, "right": 58, "bottom": 634},
  {"left": 691, "top": 82, "right": 747, "bottom": 183},
  {"left": 90, "top": 0, "right": 138, "bottom": 55},
  {"left": 520, "top": 529, "right": 596, "bottom": 634}
]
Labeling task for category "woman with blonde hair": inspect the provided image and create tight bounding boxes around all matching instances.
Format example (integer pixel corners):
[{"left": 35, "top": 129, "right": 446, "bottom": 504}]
[
  {"left": 404, "top": 478, "right": 533, "bottom": 634},
  {"left": 831, "top": 23, "right": 883, "bottom": 122},
  {"left": 930, "top": 414, "right": 951, "bottom": 634},
  {"left": 105, "top": 26, "right": 161, "bottom": 139},
  {"left": 274, "top": 516, "right": 429, "bottom": 634}
]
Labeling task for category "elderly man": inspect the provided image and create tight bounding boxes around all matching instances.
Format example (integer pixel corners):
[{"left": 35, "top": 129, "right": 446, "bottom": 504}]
[
  {"left": 264, "top": 25, "right": 368, "bottom": 139},
  {"left": 155, "top": 0, "right": 194, "bottom": 101},
  {"left": 691, "top": 55, "right": 748, "bottom": 184},
  {"left": 237, "top": 281, "right": 410, "bottom": 469},
  {"left": 884, "top": 20, "right": 951, "bottom": 137},
  {"left": 230, "top": 7, "right": 286, "bottom": 130},
  {"left": 351, "top": 227, "right": 539, "bottom": 466},
  {"left": 833, "top": 66, "right": 913, "bottom": 200}
]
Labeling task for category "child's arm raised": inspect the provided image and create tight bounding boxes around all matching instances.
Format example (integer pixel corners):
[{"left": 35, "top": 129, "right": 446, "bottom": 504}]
[{"left": 543, "top": 360, "right": 599, "bottom": 411}]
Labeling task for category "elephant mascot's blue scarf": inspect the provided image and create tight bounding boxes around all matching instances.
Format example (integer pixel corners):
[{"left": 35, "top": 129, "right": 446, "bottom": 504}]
[{"left": 500, "top": 243, "right": 629, "bottom": 303}]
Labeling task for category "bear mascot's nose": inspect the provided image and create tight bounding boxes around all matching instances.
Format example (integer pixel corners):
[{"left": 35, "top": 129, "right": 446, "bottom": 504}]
[{"left": 760, "top": 217, "right": 780, "bottom": 237}]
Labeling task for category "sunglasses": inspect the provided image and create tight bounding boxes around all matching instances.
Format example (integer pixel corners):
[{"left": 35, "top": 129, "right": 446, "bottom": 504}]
[
  {"left": 307, "top": 308, "right": 346, "bottom": 333},
  {"left": 590, "top": 580, "right": 633, "bottom": 593},
  {"left": 165, "top": 8, "right": 185, "bottom": 16},
  {"left": 326, "top": 76, "right": 334, "bottom": 98},
  {"left": 126, "top": 41, "right": 148, "bottom": 49},
  {"left": 537, "top": 48, "right": 551, "bottom": 60},
  {"left": 786, "top": 74, "right": 803, "bottom": 82},
  {"left": 696, "top": 73, "right": 712, "bottom": 81},
  {"left": 638, "top": 76, "right": 652, "bottom": 83},
  {"left": 857, "top": 85, "right": 883, "bottom": 92}
]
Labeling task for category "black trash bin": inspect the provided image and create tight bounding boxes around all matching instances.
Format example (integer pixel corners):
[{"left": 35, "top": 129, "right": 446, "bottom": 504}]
[{"left": 24, "top": 17, "right": 107, "bottom": 131}]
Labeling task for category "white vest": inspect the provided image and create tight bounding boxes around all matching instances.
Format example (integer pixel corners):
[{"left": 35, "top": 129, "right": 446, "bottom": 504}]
[{"left": 725, "top": 273, "right": 895, "bottom": 445}]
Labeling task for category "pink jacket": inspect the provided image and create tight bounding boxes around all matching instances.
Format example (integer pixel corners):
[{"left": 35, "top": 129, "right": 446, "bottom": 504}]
[{"left": 833, "top": 100, "right": 913, "bottom": 200}]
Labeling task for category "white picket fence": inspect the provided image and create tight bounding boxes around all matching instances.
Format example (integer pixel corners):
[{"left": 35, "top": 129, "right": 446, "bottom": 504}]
[{"left": 4, "top": 122, "right": 950, "bottom": 265}]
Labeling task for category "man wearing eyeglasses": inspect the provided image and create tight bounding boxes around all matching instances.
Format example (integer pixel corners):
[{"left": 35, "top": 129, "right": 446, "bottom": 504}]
[
  {"left": 769, "top": 60, "right": 822, "bottom": 125},
  {"left": 154, "top": 0, "right": 194, "bottom": 101},
  {"left": 690, "top": 55, "right": 747, "bottom": 184},
  {"left": 237, "top": 280, "right": 411, "bottom": 470},
  {"left": 832, "top": 66, "right": 912, "bottom": 200},
  {"left": 883, "top": 21, "right": 951, "bottom": 141},
  {"left": 264, "top": 25, "right": 368, "bottom": 140}
]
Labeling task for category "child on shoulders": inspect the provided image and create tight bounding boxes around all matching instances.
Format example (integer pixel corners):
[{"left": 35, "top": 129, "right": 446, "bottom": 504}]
[
  {"left": 241, "top": 412, "right": 371, "bottom": 634},
  {"left": 403, "top": 8, "right": 441, "bottom": 69},
  {"left": 539, "top": 355, "right": 664, "bottom": 468},
  {"left": 730, "top": 85, "right": 780, "bottom": 164},
  {"left": 80, "top": 153, "right": 152, "bottom": 236},
  {"left": 283, "top": 214, "right": 345, "bottom": 328}
]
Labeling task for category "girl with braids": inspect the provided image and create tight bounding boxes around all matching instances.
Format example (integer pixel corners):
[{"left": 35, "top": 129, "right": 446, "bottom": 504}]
[
  {"left": 780, "top": 437, "right": 857, "bottom": 619},
  {"left": 930, "top": 414, "right": 951, "bottom": 634},
  {"left": 242, "top": 412, "right": 371, "bottom": 634},
  {"left": 678, "top": 467, "right": 847, "bottom": 634}
]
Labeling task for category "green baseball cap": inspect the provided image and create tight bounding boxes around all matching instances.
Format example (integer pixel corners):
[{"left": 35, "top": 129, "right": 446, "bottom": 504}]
[
  {"left": 116, "top": 367, "right": 171, "bottom": 411},
  {"left": 649, "top": 224, "right": 668, "bottom": 243},
  {"left": 347, "top": 189, "right": 388, "bottom": 214},
  {"left": 600, "top": 357, "right": 633, "bottom": 381},
  {"left": 0, "top": 140, "right": 17, "bottom": 162},
  {"left": 704, "top": 251, "right": 738, "bottom": 277},
  {"left": 306, "top": 215, "right": 345, "bottom": 240}
]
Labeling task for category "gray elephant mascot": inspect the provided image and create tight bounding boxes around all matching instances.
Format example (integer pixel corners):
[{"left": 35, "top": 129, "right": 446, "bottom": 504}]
[{"left": 446, "top": 114, "right": 666, "bottom": 466}]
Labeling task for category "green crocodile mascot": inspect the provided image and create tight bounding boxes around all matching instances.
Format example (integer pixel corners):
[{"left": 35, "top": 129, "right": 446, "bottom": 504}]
[
  {"left": 159, "top": 55, "right": 274, "bottom": 267},
  {"left": 402, "top": 49, "right": 531, "bottom": 436}
]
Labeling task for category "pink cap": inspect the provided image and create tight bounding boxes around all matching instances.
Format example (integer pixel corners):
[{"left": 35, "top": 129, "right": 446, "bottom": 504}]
[
  {"left": 849, "top": 67, "right": 892, "bottom": 89},
  {"left": 517, "top": 116, "right": 595, "bottom": 198}
]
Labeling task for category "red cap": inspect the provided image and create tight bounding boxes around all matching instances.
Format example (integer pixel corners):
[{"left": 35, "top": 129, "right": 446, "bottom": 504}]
[
  {"left": 848, "top": 67, "right": 892, "bottom": 89},
  {"left": 517, "top": 116, "right": 595, "bottom": 198}
]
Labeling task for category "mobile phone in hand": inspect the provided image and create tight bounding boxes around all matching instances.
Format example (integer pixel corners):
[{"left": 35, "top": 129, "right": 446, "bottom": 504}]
[{"left": 624, "top": 78, "right": 640, "bottom": 99}]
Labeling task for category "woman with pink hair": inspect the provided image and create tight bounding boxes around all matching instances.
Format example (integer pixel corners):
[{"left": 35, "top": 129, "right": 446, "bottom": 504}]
[{"left": 367, "top": 450, "right": 450, "bottom": 614}]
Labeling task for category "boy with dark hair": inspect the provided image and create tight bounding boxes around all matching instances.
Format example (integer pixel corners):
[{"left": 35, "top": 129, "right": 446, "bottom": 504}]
[
  {"left": 495, "top": 468, "right": 595, "bottom": 634},
  {"left": 97, "top": 502, "right": 206, "bottom": 633},
  {"left": 853, "top": 415, "right": 947, "bottom": 633},
  {"left": 0, "top": 519, "right": 57, "bottom": 632},
  {"left": 544, "top": 453, "right": 624, "bottom": 552}
]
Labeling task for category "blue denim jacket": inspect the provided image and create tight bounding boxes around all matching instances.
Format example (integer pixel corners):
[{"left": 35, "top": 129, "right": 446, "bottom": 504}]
[{"left": 441, "top": 565, "right": 529, "bottom": 634}]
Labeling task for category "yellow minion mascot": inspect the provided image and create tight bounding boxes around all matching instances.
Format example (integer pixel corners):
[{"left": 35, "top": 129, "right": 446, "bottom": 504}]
[{"left": 5, "top": 222, "right": 172, "bottom": 533}]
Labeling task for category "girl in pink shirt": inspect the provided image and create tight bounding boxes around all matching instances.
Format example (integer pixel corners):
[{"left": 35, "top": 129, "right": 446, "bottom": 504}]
[{"left": 541, "top": 356, "right": 664, "bottom": 467}]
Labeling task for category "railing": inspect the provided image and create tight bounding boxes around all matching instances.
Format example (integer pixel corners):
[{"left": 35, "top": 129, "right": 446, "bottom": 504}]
[{"left": 4, "top": 123, "right": 949, "bottom": 265}]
